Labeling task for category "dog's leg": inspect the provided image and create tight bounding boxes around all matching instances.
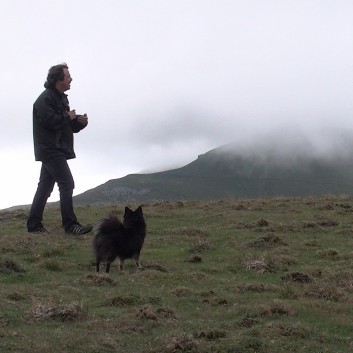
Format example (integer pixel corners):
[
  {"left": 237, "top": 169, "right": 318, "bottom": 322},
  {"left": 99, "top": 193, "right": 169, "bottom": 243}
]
[
  {"left": 96, "top": 261, "right": 100, "bottom": 272},
  {"left": 135, "top": 259, "right": 142, "bottom": 269},
  {"left": 119, "top": 258, "right": 125, "bottom": 270},
  {"left": 133, "top": 254, "right": 143, "bottom": 269},
  {"left": 105, "top": 262, "right": 111, "bottom": 273}
]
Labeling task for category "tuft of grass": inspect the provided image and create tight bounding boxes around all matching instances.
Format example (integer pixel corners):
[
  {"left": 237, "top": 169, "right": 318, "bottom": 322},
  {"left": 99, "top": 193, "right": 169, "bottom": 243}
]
[
  {"left": 281, "top": 272, "right": 311, "bottom": 283},
  {"left": 171, "top": 287, "right": 193, "bottom": 297},
  {"left": 42, "top": 259, "right": 63, "bottom": 272},
  {"left": 77, "top": 273, "right": 117, "bottom": 286},
  {"left": 305, "top": 284, "right": 347, "bottom": 302},
  {"left": 258, "top": 300, "right": 294, "bottom": 317},
  {"left": 244, "top": 234, "right": 286, "bottom": 248},
  {"left": 279, "top": 284, "right": 298, "bottom": 300},
  {"left": 333, "top": 271, "right": 353, "bottom": 288},
  {"left": 194, "top": 328, "right": 227, "bottom": 340},
  {"left": 316, "top": 248, "right": 340, "bottom": 258},
  {"left": 26, "top": 297, "right": 87, "bottom": 322},
  {"left": 40, "top": 248, "right": 64, "bottom": 258},
  {"left": 7, "top": 291, "right": 26, "bottom": 301},
  {"left": 185, "top": 255, "right": 203, "bottom": 263},
  {"left": 0, "top": 258, "right": 25, "bottom": 273},
  {"left": 105, "top": 294, "right": 143, "bottom": 307},
  {"left": 165, "top": 333, "right": 198, "bottom": 353}
]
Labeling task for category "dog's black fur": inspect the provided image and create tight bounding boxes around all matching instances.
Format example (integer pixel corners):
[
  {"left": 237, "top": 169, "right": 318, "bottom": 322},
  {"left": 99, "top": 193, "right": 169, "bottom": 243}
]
[{"left": 93, "top": 206, "right": 146, "bottom": 273}]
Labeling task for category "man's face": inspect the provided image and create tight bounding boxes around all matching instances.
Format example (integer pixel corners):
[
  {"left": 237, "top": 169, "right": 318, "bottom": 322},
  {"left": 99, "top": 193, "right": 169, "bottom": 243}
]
[{"left": 57, "top": 68, "right": 72, "bottom": 92}]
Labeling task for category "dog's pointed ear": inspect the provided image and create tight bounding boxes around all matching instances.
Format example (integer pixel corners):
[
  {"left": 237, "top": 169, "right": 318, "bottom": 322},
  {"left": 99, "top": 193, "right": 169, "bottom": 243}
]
[
  {"left": 136, "top": 206, "right": 143, "bottom": 215},
  {"left": 124, "top": 206, "right": 132, "bottom": 216}
]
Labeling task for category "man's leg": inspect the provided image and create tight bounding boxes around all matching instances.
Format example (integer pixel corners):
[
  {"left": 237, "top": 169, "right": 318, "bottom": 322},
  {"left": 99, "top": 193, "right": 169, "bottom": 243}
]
[
  {"left": 27, "top": 164, "right": 55, "bottom": 232},
  {"left": 43, "top": 157, "right": 78, "bottom": 231}
]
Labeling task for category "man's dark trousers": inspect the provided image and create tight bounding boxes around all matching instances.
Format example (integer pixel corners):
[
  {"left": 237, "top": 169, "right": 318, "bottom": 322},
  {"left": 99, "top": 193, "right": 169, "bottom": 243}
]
[{"left": 27, "top": 156, "right": 78, "bottom": 232}]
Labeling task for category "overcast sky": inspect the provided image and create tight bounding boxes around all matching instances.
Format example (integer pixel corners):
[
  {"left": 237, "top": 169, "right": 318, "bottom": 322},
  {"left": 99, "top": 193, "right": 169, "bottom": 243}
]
[{"left": 1, "top": 0, "right": 353, "bottom": 209}]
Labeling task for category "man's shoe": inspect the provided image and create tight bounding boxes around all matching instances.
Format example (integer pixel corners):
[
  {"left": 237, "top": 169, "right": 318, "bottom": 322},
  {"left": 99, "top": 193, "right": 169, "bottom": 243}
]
[
  {"left": 66, "top": 224, "right": 92, "bottom": 235},
  {"left": 28, "top": 226, "right": 49, "bottom": 234}
]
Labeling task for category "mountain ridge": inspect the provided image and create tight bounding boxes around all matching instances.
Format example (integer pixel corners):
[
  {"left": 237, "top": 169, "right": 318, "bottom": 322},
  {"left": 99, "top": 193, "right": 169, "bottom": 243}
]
[{"left": 72, "top": 141, "right": 353, "bottom": 205}]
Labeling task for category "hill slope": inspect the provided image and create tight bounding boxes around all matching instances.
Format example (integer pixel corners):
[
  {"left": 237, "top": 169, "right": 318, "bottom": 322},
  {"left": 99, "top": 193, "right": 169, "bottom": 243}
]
[{"left": 73, "top": 141, "right": 353, "bottom": 204}]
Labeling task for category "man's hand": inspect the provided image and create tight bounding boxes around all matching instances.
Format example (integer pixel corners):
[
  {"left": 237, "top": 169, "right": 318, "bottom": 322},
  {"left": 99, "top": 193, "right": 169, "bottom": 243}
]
[
  {"left": 77, "top": 113, "right": 88, "bottom": 125},
  {"left": 68, "top": 110, "right": 76, "bottom": 120}
]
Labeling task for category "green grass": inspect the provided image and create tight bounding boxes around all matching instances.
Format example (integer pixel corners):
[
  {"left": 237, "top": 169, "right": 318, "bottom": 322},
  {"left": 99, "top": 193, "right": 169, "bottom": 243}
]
[{"left": 1, "top": 196, "right": 353, "bottom": 352}]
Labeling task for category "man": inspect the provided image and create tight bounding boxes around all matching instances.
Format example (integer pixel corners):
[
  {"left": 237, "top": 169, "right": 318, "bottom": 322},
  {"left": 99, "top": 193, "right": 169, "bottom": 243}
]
[{"left": 27, "top": 63, "right": 92, "bottom": 235}]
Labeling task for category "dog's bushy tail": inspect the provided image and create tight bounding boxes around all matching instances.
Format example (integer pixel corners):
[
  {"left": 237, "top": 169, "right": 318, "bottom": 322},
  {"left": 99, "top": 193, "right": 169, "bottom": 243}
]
[{"left": 94, "top": 212, "right": 123, "bottom": 235}]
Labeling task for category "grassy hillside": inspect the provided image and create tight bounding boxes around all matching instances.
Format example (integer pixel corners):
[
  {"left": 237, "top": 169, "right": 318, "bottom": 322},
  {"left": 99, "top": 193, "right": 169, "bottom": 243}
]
[
  {"left": 1, "top": 196, "right": 353, "bottom": 352},
  {"left": 73, "top": 144, "right": 353, "bottom": 205}
]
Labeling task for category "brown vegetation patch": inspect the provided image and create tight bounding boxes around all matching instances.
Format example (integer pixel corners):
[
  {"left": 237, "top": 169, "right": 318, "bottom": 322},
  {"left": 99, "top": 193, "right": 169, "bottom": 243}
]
[
  {"left": 305, "top": 284, "right": 347, "bottom": 302},
  {"left": 233, "top": 203, "right": 247, "bottom": 210},
  {"left": 273, "top": 224, "right": 296, "bottom": 232},
  {"left": 259, "top": 301, "right": 294, "bottom": 317},
  {"left": 316, "top": 248, "right": 340, "bottom": 258},
  {"left": 305, "top": 240, "right": 319, "bottom": 247},
  {"left": 170, "top": 227, "right": 209, "bottom": 238},
  {"left": 277, "top": 255, "right": 299, "bottom": 266},
  {"left": 143, "top": 264, "right": 168, "bottom": 272},
  {"left": 236, "top": 282, "right": 278, "bottom": 293},
  {"left": 137, "top": 269, "right": 168, "bottom": 281},
  {"left": 190, "top": 237, "right": 212, "bottom": 253},
  {"left": 234, "top": 221, "right": 253, "bottom": 229},
  {"left": 318, "top": 220, "right": 339, "bottom": 227},
  {"left": 185, "top": 255, "right": 203, "bottom": 263},
  {"left": 106, "top": 294, "right": 162, "bottom": 308},
  {"left": 136, "top": 305, "right": 158, "bottom": 321},
  {"left": 26, "top": 297, "right": 87, "bottom": 322},
  {"left": 334, "top": 228, "right": 353, "bottom": 236},
  {"left": 245, "top": 234, "right": 286, "bottom": 248},
  {"left": 202, "top": 297, "right": 229, "bottom": 306},
  {"left": 282, "top": 272, "right": 311, "bottom": 283},
  {"left": 256, "top": 218, "right": 270, "bottom": 227},
  {"left": 238, "top": 314, "right": 260, "bottom": 328},
  {"left": 7, "top": 291, "right": 26, "bottom": 301},
  {"left": 0, "top": 259, "right": 24, "bottom": 273},
  {"left": 0, "top": 316, "right": 9, "bottom": 327},
  {"left": 245, "top": 257, "right": 279, "bottom": 273},
  {"left": 119, "top": 323, "right": 145, "bottom": 334},
  {"left": 171, "top": 287, "right": 193, "bottom": 297},
  {"left": 194, "top": 329, "right": 226, "bottom": 340},
  {"left": 106, "top": 295, "right": 143, "bottom": 307},
  {"left": 152, "top": 201, "right": 184, "bottom": 209},
  {"left": 245, "top": 259, "right": 268, "bottom": 273},
  {"left": 333, "top": 272, "right": 353, "bottom": 288},
  {"left": 264, "top": 322, "right": 311, "bottom": 338},
  {"left": 156, "top": 307, "right": 178, "bottom": 321},
  {"left": 302, "top": 221, "right": 319, "bottom": 229},
  {"left": 336, "top": 203, "right": 352, "bottom": 209},
  {"left": 165, "top": 334, "right": 198, "bottom": 353},
  {"left": 77, "top": 274, "right": 117, "bottom": 286},
  {"left": 0, "top": 210, "right": 27, "bottom": 221},
  {"left": 115, "top": 324, "right": 144, "bottom": 335}
]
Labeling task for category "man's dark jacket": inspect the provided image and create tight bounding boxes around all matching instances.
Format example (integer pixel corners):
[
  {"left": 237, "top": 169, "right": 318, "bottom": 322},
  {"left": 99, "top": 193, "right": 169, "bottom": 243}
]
[{"left": 32, "top": 88, "right": 87, "bottom": 161}]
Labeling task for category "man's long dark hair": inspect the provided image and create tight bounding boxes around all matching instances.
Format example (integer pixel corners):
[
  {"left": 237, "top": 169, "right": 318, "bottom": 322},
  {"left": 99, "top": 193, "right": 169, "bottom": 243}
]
[{"left": 44, "top": 63, "right": 68, "bottom": 89}]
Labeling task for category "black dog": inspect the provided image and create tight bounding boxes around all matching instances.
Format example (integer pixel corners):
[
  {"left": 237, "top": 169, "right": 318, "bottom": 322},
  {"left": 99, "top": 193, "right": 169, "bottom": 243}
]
[{"left": 93, "top": 206, "right": 146, "bottom": 273}]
